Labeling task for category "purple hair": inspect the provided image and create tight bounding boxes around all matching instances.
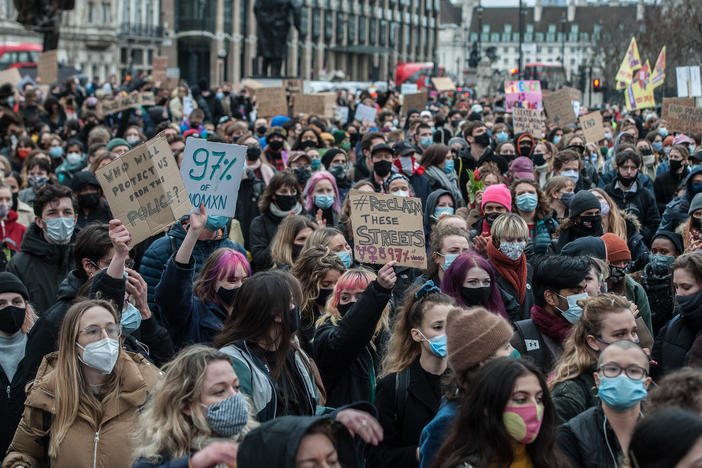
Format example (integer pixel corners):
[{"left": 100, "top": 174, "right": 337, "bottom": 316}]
[
  {"left": 194, "top": 248, "right": 252, "bottom": 302},
  {"left": 305, "top": 170, "right": 341, "bottom": 212},
  {"left": 440, "top": 251, "right": 508, "bottom": 320}
]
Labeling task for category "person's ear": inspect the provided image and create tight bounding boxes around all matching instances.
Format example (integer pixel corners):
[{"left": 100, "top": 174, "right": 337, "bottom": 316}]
[
  {"left": 81, "top": 258, "right": 95, "bottom": 276},
  {"left": 644, "top": 376, "right": 652, "bottom": 389},
  {"left": 544, "top": 289, "right": 559, "bottom": 308},
  {"left": 585, "top": 335, "right": 600, "bottom": 352},
  {"left": 34, "top": 216, "right": 43, "bottom": 230},
  {"left": 410, "top": 328, "right": 423, "bottom": 343},
  {"left": 593, "top": 372, "right": 600, "bottom": 388}
]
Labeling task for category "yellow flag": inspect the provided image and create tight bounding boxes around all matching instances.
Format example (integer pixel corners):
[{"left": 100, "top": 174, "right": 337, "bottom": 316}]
[
  {"left": 625, "top": 80, "right": 655, "bottom": 111},
  {"left": 650, "top": 46, "right": 666, "bottom": 89},
  {"left": 615, "top": 37, "right": 642, "bottom": 89}
]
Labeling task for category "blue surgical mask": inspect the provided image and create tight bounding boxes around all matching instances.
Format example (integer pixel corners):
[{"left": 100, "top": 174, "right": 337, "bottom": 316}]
[
  {"left": 652, "top": 142, "right": 663, "bottom": 153},
  {"left": 421, "top": 136, "right": 434, "bottom": 148},
  {"left": 555, "top": 292, "right": 588, "bottom": 324},
  {"left": 690, "top": 145, "right": 696, "bottom": 155},
  {"left": 216, "top": 91, "right": 225, "bottom": 100},
  {"left": 516, "top": 193, "right": 538, "bottom": 212},
  {"left": 560, "top": 169, "right": 579, "bottom": 184},
  {"left": 206, "top": 215, "right": 229, "bottom": 231},
  {"left": 605, "top": 132, "right": 612, "bottom": 141},
  {"left": 553, "top": 135, "right": 562, "bottom": 145},
  {"left": 49, "top": 146, "right": 64, "bottom": 159},
  {"left": 441, "top": 253, "right": 459, "bottom": 271},
  {"left": 310, "top": 158, "right": 322, "bottom": 171},
  {"left": 443, "top": 159, "right": 455, "bottom": 174},
  {"left": 66, "top": 152, "right": 83, "bottom": 166},
  {"left": 560, "top": 191, "right": 575, "bottom": 207},
  {"left": 418, "top": 330, "right": 447, "bottom": 358},
  {"left": 44, "top": 217, "right": 75, "bottom": 243},
  {"left": 336, "top": 250, "right": 352, "bottom": 268},
  {"left": 659, "top": 127, "right": 669, "bottom": 138},
  {"left": 434, "top": 206, "right": 454, "bottom": 219},
  {"left": 598, "top": 374, "right": 647, "bottom": 412},
  {"left": 315, "top": 194, "right": 335, "bottom": 209},
  {"left": 497, "top": 131, "right": 509, "bottom": 143},
  {"left": 120, "top": 303, "right": 142, "bottom": 335}
]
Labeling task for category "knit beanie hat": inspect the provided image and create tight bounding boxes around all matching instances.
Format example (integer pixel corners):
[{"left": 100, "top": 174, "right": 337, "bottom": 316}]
[
  {"left": 446, "top": 307, "right": 513, "bottom": 373},
  {"left": 561, "top": 236, "right": 607, "bottom": 260},
  {"left": 0, "top": 272, "right": 29, "bottom": 300},
  {"left": 652, "top": 231, "right": 684, "bottom": 256},
  {"left": 332, "top": 130, "right": 348, "bottom": 145},
  {"left": 601, "top": 233, "right": 631, "bottom": 264},
  {"left": 689, "top": 193, "right": 702, "bottom": 216},
  {"left": 321, "top": 148, "right": 346, "bottom": 169},
  {"left": 481, "top": 183, "right": 512, "bottom": 212},
  {"left": 568, "top": 190, "right": 600, "bottom": 218},
  {"left": 106, "top": 138, "right": 130, "bottom": 152}
]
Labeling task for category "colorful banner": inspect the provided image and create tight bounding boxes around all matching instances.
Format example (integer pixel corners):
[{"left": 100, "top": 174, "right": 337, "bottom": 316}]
[
  {"left": 615, "top": 37, "right": 641, "bottom": 90},
  {"left": 650, "top": 46, "right": 666, "bottom": 89},
  {"left": 504, "top": 80, "right": 543, "bottom": 112},
  {"left": 625, "top": 80, "right": 655, "bottom": 111}
]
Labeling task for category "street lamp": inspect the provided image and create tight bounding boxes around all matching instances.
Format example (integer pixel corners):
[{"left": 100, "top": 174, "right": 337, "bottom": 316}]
[
  {"left": 561, "top": 12, "right": 566, "bottom": 81},
  {"left": 477, "top": 2, "right": 483, "bottom": 59},
  {"left": 518, "top": 0, "right": 523, "bottom": 80}
]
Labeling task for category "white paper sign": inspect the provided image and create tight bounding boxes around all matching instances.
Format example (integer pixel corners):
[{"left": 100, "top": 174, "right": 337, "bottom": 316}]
[
  {"left": 401, "top": 83, "right": 418, "bottom": 95},
  {"left": 677, "top": 66, "right": 702, "bottom": 98},
  {"left": 355, "top": 104, "right": 378, "bottom": 124},
  {"left": 183, "top": 96, "right": 194, "bottom": 117},
  {"left": 180, "top": 138, "right": 247, "bottom": 217},
  {"left": 334, "top": 106, "right": 349, "bottom": 124}
]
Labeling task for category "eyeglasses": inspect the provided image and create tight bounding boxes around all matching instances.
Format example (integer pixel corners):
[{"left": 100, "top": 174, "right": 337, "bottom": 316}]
[
  {"left": 90, "top": 258, "right": 135, "bottom": 270},
  {"left": 80, "top": 324, "right": 121, "bottom": 341},
  {"left": 598, "top": 363, "right": 647, "bottom": 380}
]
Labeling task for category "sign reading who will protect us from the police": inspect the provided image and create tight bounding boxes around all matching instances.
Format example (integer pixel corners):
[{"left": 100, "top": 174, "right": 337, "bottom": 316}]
[{"left": 180, "top": 138, "right": 246, "bottom": 217}]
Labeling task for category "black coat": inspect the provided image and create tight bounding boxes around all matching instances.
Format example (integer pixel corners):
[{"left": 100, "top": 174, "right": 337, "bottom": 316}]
[
  {"left": 557, "top": 405, "right": 623, "bottom": 468},
  {"left": 651, "top": 311, "right": 702, "bottom": 379},
  {"left": 654, "top": 167, "right": 689, "bottom": 214},
  {"left": 250, "top": 210, "right": 285, "bottom": 272},
  {"left": 366, "top": 358, "right": 444, "bottom": 468},
  {"left": 0, "top": 337, "right": 29, "bottom": 457},
  {"left": 604, "top": 181, "right": 660, "bottom": 245},
  {"left": 236, "top": 172, "right": 265, "bottom": 251},
  {"left": 496, "top": 263, "right": 533, "bottom": 324}
]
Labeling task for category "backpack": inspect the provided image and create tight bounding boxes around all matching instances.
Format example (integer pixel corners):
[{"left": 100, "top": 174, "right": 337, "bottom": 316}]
[
  {"left": 392, "top": 367, "right": 410, "bottom": 424},
  {"left": 513, "top": 319, "right": 548, "bottom": 370}
]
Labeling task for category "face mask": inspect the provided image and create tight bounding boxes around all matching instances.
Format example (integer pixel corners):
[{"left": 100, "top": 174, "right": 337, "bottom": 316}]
[
  {"left": 560, "top": 191, "right": 575, "bottom": 207},
  {"left": 532, "top": 153, "right": 546, "bottom": 167},
  {"left": 618, "top": 173, "right": 637, "bottom": 187},
  {"left": 553, "top": 135, "right": 562, "bottom": 145},
  {"left": 450, "top": 120, "right": 460, "bottom": 128},
  {"left": 0, "top": 305, "right": 25, "bottom": 334},
  {"left": 394, "top": 190, "right": 410, "bottom": 197},
  {"left": 496, "top": 131, "right": 509, "bottom": 143},
  {"left": 206, "top": 215, "right": 229, "bottom": 232},
  {"left": 417, "top": 331, "right": 447, "bottom": 358},
  {"left": 49, "top": 146, "right": 64, "bottom": 159},
  {"left": 126, "top": 136, "right": 141, "bottom": 146},
  {"left": 692, "top": 182, "right": 702, "bottom": 195},
  {"left": 460, "top": 286, "right": 491, "bottom": 306},
  {"left": 29, "top": 176, "right": 47, "bottom": 188},
  {"left": 310, "top": 158, "right": 322, "bottom": 171},
  {"left": 341, "top": 141, "right": 351, "bottom": 151},
  {"left": 256, "top": 126, "right": 268, "bottom": 135},
  {"left": 0, "top": 204, "right": 10, "bottom": 218},
  {"left": 292, "top": 243, "right": 303, "bottom": 261},
  {"left": 120, "top": 303, "right": 142, "bottom": 335},
  {"left": 676, "top": 291, "right": 702, "bottom": 316},
  {"left": 337, "top": 301, "right": 355, "bottom": 316},
  {"left": 268, "top": 140, "right": 283, "bottom": 151},
  {"left": 605, "top": 132, "right": 612, "bottom": 141},
  {"left": 216, "top": 286, "right": 239, "bottom": 307},
  {"left": 499, "top": 241, "right": 526, "bottom": 261},
  {"left": 669, "top": 159, "right": 682, "bottom": 172},
  {"left": 598, "top": 374, "right": 647, "bottom": 412},
  {"left": 336, "top": 250, "right": 352, "bottom": 268},
  {"left": 434, "top": 206, "right": 454, "bottom": 219},
  {"left": 293, "top": 167, "right": 311, "bottom": 186},
  {"left": 316, "top": 288, "right": 334, "bottom": 308},
  {"left": 420, "top": 136, "right": 434, "bottom": 148},
  {"left": 690, "top": 145, "right": 696, "bottom": 155},
  {"left": 659, "top": 127, "right": 668, "bottom": 137},
  {"left": 503, "top": 404, "right": 544, "bottom": 444},
  {"left": 76, "top": 337, "right": 120, "bottom": 374},
  {"left": 275, "top": 194, "right": 298, "bottom": 211},
  {"left": 443, "top": 159, "right": 455, "bottom": 174},
  {"left": 600, "top": 201, "right": 610, "bottom": 216},
  {"left": 648, "top": 254, "right": 674, "bottom": 276},
  {"left": 288, "top": 304, "right": 300, "bottom": 333},
  {"left": 44, "top": 217, "right": 75, "bottom": 243},
  {"left": 555, "top": 292, "right": 587, "bottom": 324},
  {"left": 330, "top": 164, "right": 348, "bottom": 181},
  {"left": 440, "top": 252, "right": 459, "bottom": 271},
  {"left": 300, "top": 140, "right": 316, "bottom": 150},
  {"left": 664, "top": 146, "right": 671, "bottom": 155},
  {"left": 516, "top": 193, "right": 538, "bottom": 212},
  {"left": 373, "top": 160, "right": 393, "bottom": 177},
  {"left": 216, "top": 92, "right": 224, "bottom": 100},
  {"left": 246, "top": 146, "right": 261, "bottom": 161},
  {"left": 78, "top": 193, "right": 100, "bottom": 210},
  {"left": 609, "top": 265, "right": 627, "bottom": 284},
  {"left": 510, "top": 349, "right": 522, "bottom": 359},
  {"left": 66, "top": 152, "right": 82, "bottom": 166},
  {"left": 315, "top": 194, "right": 335, "bottom": 210},
  {"left": 201, "top": 392, "right": 249, "bottom": 437},
  {"left": 579, "top": 213, "right": 601, "bottom": 230},
  {"left": 17, "top": 147, "right": 31, "bottom": 159},
  {"left": 474, "top": 132, "right": 491, "bottom": 146},
  {"left": 652, "top": 142, "right": 663, "bottom": 153},
  {"left": 485, "top": 212, "right": 500, "bottom": 227},
  {"left": 560, "top": 169, "right": 579, "bottom": 184}
]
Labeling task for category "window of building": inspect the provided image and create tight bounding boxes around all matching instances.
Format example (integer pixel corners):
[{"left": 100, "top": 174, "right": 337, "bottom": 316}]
[
  {"left": 325, "top": 10, "right": 333, "bottom": 42},
  {"left": 548, "top": 24, "right": 556, "bottom": 33},
  {"left": 547, "top": 46, "right": 552, "bottom": 53},
  {"left": 88, "top": 2, "right": 94, "bottom": 23},
  {"left": 390, "top": 22, "right": 398, "bottom": 47},
  {"left": 491, "top": 33, "right": 499, "bottom": 42},
  {"left": 369, "top": 18, "right": 377, "bottom": 45},
  {"left": 359, "top": 16, "right": 366, "bottom": 44},
  {"left": 504, "top": 24, "right": 512, "bottom": 33},
  {"left": 535, "top": 32, "right": 543, "bottom": 42},
  {"left": 131, "top": 49, "right": 143, "bottom": 65},
  {"left": 176, "top": 0, "right": 216, "bottom": 31},
  {"left": 223, "top": 0, "right": 233, "bottom": 35},
  {"left": 336, "top": 12, "right": 345, "bottom": 43},
  {"left": 526, "top": 24, "right": 533, "bottom": 33},
  {"left": 482, "top": 24, "right": 489, "bottom": 34},
  {"left": 120, "top": 48, "right": 127, "bottom": 63},
  {"left": 380, "top": 19, "right": 387, "bottom": 46},
  {"left": 148, "top": 49, "right": 154, "bottom": 64},
  {"left": 299, "top": 5, "right": 308, "bottom": 38},
  {"left": 470, "top": 32, "right": 477, "bottom": 42},
  {"left": 501, "top": 33, "right": 509, "bottom": 42},
  {"left": 312, "top": 8, "right": 321, "bottom": 40},
  {"left": 103, "top": 2, "right": 110, "bottom": 24},
  {"left": 348, "top": 14, "right": 356, "bottom": 44}
]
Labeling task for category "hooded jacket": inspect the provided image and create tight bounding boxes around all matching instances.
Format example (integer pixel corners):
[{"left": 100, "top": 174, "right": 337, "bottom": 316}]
[
  {"left": 604, "top": 177, "right": 660, "bottom": 245},
  {"left": 0, "top": 209, "right": 26, "bottom": 253},
  {"left": 423, "top": 189, "right": 455, "bottom": 233},
  {"left": 659, "top": 166, "right": 702, "bottom": 233},
  {"left": 652, "top": 297, "right": 702, "bottom": 379},
  {"left": 3, "top": 350, "right": 161, "bottom": 468}
]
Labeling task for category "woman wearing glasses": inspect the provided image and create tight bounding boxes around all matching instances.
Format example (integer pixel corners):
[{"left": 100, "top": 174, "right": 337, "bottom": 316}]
[
  {"left": 557, "top": 340, "right": 652, "bottom": 468},
  {"left": 3, "top": 298, "right": 161, "bottom": 468}
]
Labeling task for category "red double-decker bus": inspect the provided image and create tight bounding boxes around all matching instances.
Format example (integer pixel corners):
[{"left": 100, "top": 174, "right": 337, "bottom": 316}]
[{"left": 0, "top": 43, "right": 43, "bottom": 70}]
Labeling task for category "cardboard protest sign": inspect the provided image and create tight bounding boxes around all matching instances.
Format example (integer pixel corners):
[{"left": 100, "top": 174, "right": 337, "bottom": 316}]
[
  {"left": 283, "top": 78, "right": 304, "bottom": 95},
  {"left": 579, "top": 111, "right": 606, "bottom": 144},
  {"left": 334, "top": 106, "right": 349, "bottom": 124},
  {"left": 664, "top": 103, "right": 702, "bottom": 135},
  {"left": 180, "top": 138, "right": 246, "bottom": 217},
  {"left": 354, "top": 103, "right": 378, "bottom": 124},
  {"left": 293, "top": 93, "right": 336, "bottom": 117},
  {"left": 512, "top": 108, "right": 544, "bottom": 138},
  {"left": 348, "top": 190, "right": 426, "bottom": 269},
  {"left": 242, "top": 79, "right": 264, "bottom": 92},
  {"left": 152, "top": 56, "right": 168, "bottom": 84},
  {"left": 255, "top": 87, "right": 287, "bottom": 117},
  {"left": 101, "top": 92, "right": 156, "bottom": 114},
  {"left": 431, "top": 77, "right": 456, "bottom": 92},
  {"left": 96, "top": 133, "right": 191, "bottom": 246},
  {"left": 504, "top": 80, "right": 543, "bottom": 111},
  {"left": 0, "top": 68, "right": 21, "bottom": 87},
  {"left": 403, "top": 91, "right": 428, "bottom": 113},
  {"left": 662, "top": 97, "right": 694, "bottom": 122},
  {"left": 37, "top": 50, "right": 58, "bottom": 85},
  {"left": 543, "top": 87, "right": 578, "bottom": 126}
]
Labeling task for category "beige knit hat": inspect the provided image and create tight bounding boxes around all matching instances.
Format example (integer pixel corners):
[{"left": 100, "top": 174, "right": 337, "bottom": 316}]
[{"left": 446, "top": 306, "right": 514, "bottom": 373}]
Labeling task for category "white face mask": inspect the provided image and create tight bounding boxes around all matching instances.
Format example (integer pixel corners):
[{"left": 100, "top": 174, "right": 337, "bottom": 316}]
[
  {"left": 499, "top": 241, "right": 527, "bottom": 261},
  {"left": 76, "top": 337, "right": 120, "bottom": 374},
  {"left": 393, "top": 190, "right": 410, "bottom": 197}
]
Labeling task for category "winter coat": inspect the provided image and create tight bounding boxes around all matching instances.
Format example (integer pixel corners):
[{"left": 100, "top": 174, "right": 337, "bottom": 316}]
[
  {"left": 652, "top": 306, "right": 702, "bottom": 379},
  {"left": 155, "top": 255, "right": 228, "bottom": 348},
  {"left": 249, "top": 210, "right": 285, "bottom": 272},
  {"left": 418, "top": 399, "right": 457, "bottom": 468},
  {"left": 76, "top": 199, "right": 113, "bottom": 231},
  {"left": 557, "top": 405, "right": 625, "bottom": 468},
  {"left": 236, "top": 172, "right": 265, "bottom": 252},
  {"left": 0, "top": 210, "right": 26, "bottom": 253},
  {"left": 621, "top": 274, "right": 653, "bottom": 334},
  {"left": 598, "top": 170, "right": 655, "bottom": 199},
  {"left": 495, "top": 263, "right": 534, "bottom": 324},
  {"left": 623, "top": 216, "right": 649, "bottom": 270},
  {"left": 7, "top": 223, "right": 73, "bottom": 316},
  {"left": 313, "top": 280, "right": 392, "bottom": 408},
  {"left": 604, "top": 180, "right": 660, "bottom": 245},
  {"left": 658, "top": 166, "right": 702, "bottom": 233},
  {"left": 630, "top": 266, "right": 674, "bottom": 337},
  {"left": 0, "top": 333, "right": 29, "bottom": 458},
  {"left": 551, "top": 370, "right": 597, "bottom": 424},
  {"left": 654, "top": 166, "right": 690, "bottom": 213},
  {"left": 2, "top": 350, "right": 161, "bottom": 468},
  {"left": 366, "top": 358, "right": 444, "bottom": 468}
]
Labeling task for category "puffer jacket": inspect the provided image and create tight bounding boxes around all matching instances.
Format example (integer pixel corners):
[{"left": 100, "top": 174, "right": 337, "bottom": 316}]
[
  {"left": 3, "top": 351, "right": 162, "bottom": 468},
  {"left": 551, "top": 370, "right": 596, "bottom": 424},
  {"left": 557, "top": 405, "right": 626, "bottom": 468},
  {"left": 651, "top": 303, "right": 702, "bottom": 379}
]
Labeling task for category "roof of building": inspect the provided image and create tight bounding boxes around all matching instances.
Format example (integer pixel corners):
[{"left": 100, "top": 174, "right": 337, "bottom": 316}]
[{"left": 440, "top": 0, "right": 462, "bottom": 26}]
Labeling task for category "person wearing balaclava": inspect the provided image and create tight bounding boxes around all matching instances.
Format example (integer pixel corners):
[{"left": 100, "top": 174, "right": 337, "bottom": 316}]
[
  {"left": 363, "top": 143, "right": 396, "bottom": 193},
  {"left": 553, "top": 190, "right": 603, "bottom": 254},
  {"left": 71, "top": 171, "right": 112, "bottom": 230}
]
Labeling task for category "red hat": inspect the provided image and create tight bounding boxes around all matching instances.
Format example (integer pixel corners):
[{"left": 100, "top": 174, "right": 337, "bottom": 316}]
[
  {"left": 510, "top": 157, "right": 535, "bottom": 181},
  {"left": 481, "top": 183, "right": 512, "bottom": 213},
  {"left": 601, "top": 233, "right": 631, "bottom": 264}
]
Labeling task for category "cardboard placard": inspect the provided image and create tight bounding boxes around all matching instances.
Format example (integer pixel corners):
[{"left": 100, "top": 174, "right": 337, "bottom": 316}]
[
  {"left": 348, "top": 190, "right": 427, "bottom": 269},
  {"left": 354, "top": 103, "right": 378, "bottom": 123},
  {"left": 403, "top": 91, "right": 428, "bottom": 113},
  {"left": 504, "top": 80, "right": 543, "bottom": 111},
  {"left": 180, "top": 138, "right": 246, "bottom": 217},
  {"left": 255, "top": 87, "right": 287, "bottom": 117},
  {"left": 0, "top": 68, "right": 22, "bottom": 87},
  {"left": 665, "top": 103, "right": 702, "bottom": 135},
  {"left": 101, "top": 91, "right": 156, "bottom": 114},
  {"left": 543, "top": 87, "right": 578, "bottom": 126},
  {"left": 152, "top": 56, "right": 168, "bottom": 84},
  {"left": 242, "top": 79, "right": 264, "bottom": 91},
  {"left": 334, "top": 106, "right": 349, "bottom": 124},
  {"left": 283, "top": 78, "right": 304, "bottom": 95},
  {"left": 95, "top": 133, "right": 191, "bottom": 246},
  {"left": 662, "top": 97, "right": 695, "bottom": 122},
  {"left": 431, "top": 77, "right": 456, "bottom": 92},
  {"left": 293, "top": 93, "right": 336, "bottom": 117},
  {"left": 512, "top": 108, "right": 544, "bottom": 138},
  {"left": 37, "top": 50, "right": 58, "bottom": 85},
  {"left": 579, "top": 111, "right": 606, "bottom": 144}
]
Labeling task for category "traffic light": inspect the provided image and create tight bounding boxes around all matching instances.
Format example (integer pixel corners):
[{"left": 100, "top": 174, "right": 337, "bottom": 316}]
[
  {"left": 593, "top": 78, "right": 602, "bottom": 91},
  {"left": 510, "top": 68, "right": 519, "bottom": 75}
]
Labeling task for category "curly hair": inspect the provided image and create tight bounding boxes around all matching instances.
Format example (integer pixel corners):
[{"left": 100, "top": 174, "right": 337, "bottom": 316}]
[
  {"left": 647, "top": 367, "right": 702, "bottom": 414},
  {"left": 510, "top": 178, "right": 551, "bottom": 221}
]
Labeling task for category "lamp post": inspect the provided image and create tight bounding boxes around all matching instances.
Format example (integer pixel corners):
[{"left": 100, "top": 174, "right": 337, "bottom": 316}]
[
  {"left": 477, "top": 2, "right": 483, "bottom": 59},
  {"left": 518, "top": 0, "right": 523, "bottom": 79},
  {"left": 561, "top": 12, "right": 567, "bottom": 81}
]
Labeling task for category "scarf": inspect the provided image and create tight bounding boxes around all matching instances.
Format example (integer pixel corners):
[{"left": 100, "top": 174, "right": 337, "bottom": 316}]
[
  {"left": 269, "top": 202, "right": 302, "bottom": 218},
  {"left": 487, "top": 239, "right": 527, "bottom": 303},
  {"left": 424, "top": 165, "right": 464, "bottom": 207},
  {"left": 530, "top": 305, "right": 572, "bottom": 344}
]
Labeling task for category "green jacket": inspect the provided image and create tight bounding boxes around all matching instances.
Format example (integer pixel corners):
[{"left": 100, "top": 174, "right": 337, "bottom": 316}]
[
  {"left": 625, "top": 274, "right": 653, "bottom": 334},
  {"left": 552, "top": 371, "right": 596, "bottom": 424}
]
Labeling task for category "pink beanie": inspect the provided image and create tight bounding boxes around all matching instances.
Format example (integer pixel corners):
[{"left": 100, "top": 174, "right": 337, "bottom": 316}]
[{"left": 481, "top": 183, "right": 512, "bottom": 213}]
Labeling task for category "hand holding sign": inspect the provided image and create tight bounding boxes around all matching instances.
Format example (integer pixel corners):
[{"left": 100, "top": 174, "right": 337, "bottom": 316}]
[{"left": 189, "top": 203, "right": 208, "bottom": 234}]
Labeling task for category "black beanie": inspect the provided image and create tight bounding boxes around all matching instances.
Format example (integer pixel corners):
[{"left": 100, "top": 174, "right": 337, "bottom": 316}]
[
  {"left": 568, "top": 191, "right": 601, "bottom": 218},
  {"left": 653, "top": 231, "right": 685, "bottom": 256},
  {"left": 321, "top": 148, "right": 345, "bottom": 169},
  {"left": 0, "top": 272, "right": 29, "bottom": 300},
  {"left": 561, "top": 236, "right": 607, "bottom": 260}
]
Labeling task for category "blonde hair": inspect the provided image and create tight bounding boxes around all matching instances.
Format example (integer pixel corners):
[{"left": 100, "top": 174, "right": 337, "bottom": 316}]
[
  {"left": 549, "top": 293, "right": 631, "bottom": 389},
  {"left": 590, "top": 188, "right": 627, "bottom": 239},
  {"left": 490, "top": 212, "right": 529, "bottom": 247},
  {"left": 543, "top": 176, "right": 575, "bottom": 200},
  {"left": 50, "top": 299, "right": 122, "bottom": 457},
  {"left": 290, "top": 246, "right": 346, "bottom": 327},
  {"left": 132, "top": 345, "right": 257, "bottom": 462},
  {"left": 270, "top": 215, "right": 318, "bottom": 267}
]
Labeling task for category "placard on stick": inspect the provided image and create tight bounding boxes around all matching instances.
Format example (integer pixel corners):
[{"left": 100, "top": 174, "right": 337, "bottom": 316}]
[
  {"left": 255, "top": 87, "right": 287, "bottom": 117},
  {"left": 662, "top": 97, "right": 694, "bottom": 122},
  {"left": 96, "top": 133, "right": 191, "bottom": 246},
  {"left": 665, "top": 104, "right": 702, "bottom": 135},
  {"left": 431, "top": 77, "right": 456, "bottom": 92},
  {"left": 579, "top": 111, "right": 606, "bottom": 144},
  {"left": 37, "top": 50, "right": 58, "bottom": 85},
  {"left": 512, "top": 108, "right": 544, "bottom": 138},
  {"left": 543, "top": 87, "right": 578, "bottom": 126},
  {"left": 354, "top": 103, "right": 378, "bottom": 124},
  {"left": 101, "top": 91, "right": 156, "bottom": 114},
  {"left": 180, "top": 138, "right": 246, "bottom": 217},
  {"left": 403, "top": 91, "right": 428, "bottom": 113},
  {"left": 293, "top": 93, "right": 336, "bottom": 117},
  {"left": 348, "top": 190, "right": 426, "bottom": 269}
]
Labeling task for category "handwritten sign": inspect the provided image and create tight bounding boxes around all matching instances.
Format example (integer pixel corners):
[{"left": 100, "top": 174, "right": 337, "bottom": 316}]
[
  {"left": 579, "top": 111, "right": 606, "bottom": 143},
  {"left": 334, "top": 106, "right": 349, "bottom": 124},
  {"left": 431, "top": 77, "right": 456, "bottom": 92},
  {"left": 255, "top": 87, "right": 287, "bottom": 117},
  {"left": 348, "top": 190, "right": 427, "bottom": 269},
  {"left": 543, "top": 87, "right": 578, "bottom": 126},
  {"left": 0, "top": 68, "right": 21, "bottom": 87},
  {"left": 354, "top": 103, "right": 377, "bottom": 124},
  {"left": 180, "top": 138, "right": 246, "bottom": 217},
  {"left": 504, "top": 80, "right": 542, "bottom": 111},
  {"left": 403, "top": 91, "right": 428, "bottom": 113},
  {"left": 512, "top": 108, "right": 544, "bottom": 138},
  {"left": 665, "top": 104, "right": 702, "bottom": 135},
  {"left": 283, "top": 78, "right": 304, "bottom": 95},
  {"left": 101, "top": 92, "right": 156, "bottom": 114},
  {"left": 293, "top": 93, "right": 336, "bottom": 117},
  {"left": 676, "top": 66, "right": 702, "bottom": 98},
  {"left": 152, "top": 56, "right": 168, "bottom": 84},
  {"left": 662, "top": 97, "right": 694, "bottom": 122},
  {"left": 401, "top": 83, "right": 418, "bottom": 95},
  {"left": 96, "top": 133, "right": 191, "bottom": 245},
  {"left": 37, "top": 50, "right": 58, "bottom": 85}
]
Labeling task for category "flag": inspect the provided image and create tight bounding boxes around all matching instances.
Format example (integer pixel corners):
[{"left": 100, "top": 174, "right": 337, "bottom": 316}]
[
  {"left": 650, "top": 46, "right": 666, "bottom": 89},
  {"left": 615, "top": 37, "right": 642, "bottom": 89},
  {"left": 625, "top": 80, "right": 655, "bottom": 111}
]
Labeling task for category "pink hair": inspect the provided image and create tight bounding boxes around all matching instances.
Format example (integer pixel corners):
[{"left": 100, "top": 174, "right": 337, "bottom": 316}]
[
  {"left": 328, "top": 268, "right": 376, "bottom": 311},
  {"left": 305, "top": 170, "right": 341, "bottom": 213}
]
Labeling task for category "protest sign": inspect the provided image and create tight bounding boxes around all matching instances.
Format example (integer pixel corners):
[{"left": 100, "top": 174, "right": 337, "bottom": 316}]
[
  {"left": 334, "top": 106, "right": 349, "bottom": 124},
  {"left": 293, "top": 93, "right": 336, "bottom": 117},
  {"left": 180, "top": 138, "right": 246, "bottom": 217},
  {"left": 512, "top": 108, "right": 544, "bottom": 138},
  {"left": 152, "top": 56, "right": 168, "bottom": 84},
  {"left": 242, "top": 79, "right": 264, "bottom": 92},
  {"left": 96, "top": 133, "right": 191, "bottom": 246},
  {"left": 348, "top": 190, "right": 427, "bottom": 269},
  {"left": 403, "top": 91, "right": 428, "bottom": 113},
  {"left": 543, "top": 87, "right": 578, "bottom": 126},
  {"left": 0, "top": 68, "right": 21, "bottom": 87},
  {"left": 432, "top": 77, "right": 456, "bottom": 92},
  {"left": 579, "top": 111, "right": 606, "bottom": 144},
  {"left": 255, "top": 87, "right": 287, "bottom": 117},
  {"left": 401, "top": 83, "right": 418, "bottom": 95},
  {"left": 283, "top": 78, "right": 304, "bottom": 95},
  {"left": 101, "top": 92, "right": 156, "bottom": 114},
  {"left": 664, "top": 103, "right": 702, "bottom": 135},
  {"left": 504, "top": 80, "right": 543, "bottom": 111},
  {"left": 662, "top": 97, "right": 694, "bottom": 122},
  {"left": 354, "top": 103, "right": 378, "bottom": 124},
  {"left": 37, "top": 50, "right": 58, "bottom": 85},
  {"left": 676, "top": 66, "right": 702, "bottom": 98}
]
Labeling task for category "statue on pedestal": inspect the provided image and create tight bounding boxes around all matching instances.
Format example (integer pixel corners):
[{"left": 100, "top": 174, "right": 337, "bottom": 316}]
[
  {"left": 254, "top": 0, "right": 302, "bottom": 77},
  {"left": 13, "top": 0, "right": 75, "bottom": 50}
]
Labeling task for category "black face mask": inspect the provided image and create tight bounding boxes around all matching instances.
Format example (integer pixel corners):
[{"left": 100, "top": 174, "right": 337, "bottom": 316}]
[
  {"left": 691, "top": 216, "right": 702, "bottom": 232},
  {"left": 670, "top": 159, "right": 683, "bottom": 172},
  {"left": 460, "top": 286, "right": 491, "bottom": 306},
  {"left": 246, "top": 146, "right": 261, "bottom": 161},
  {"left": 579, "top": 215, "right": 603, "bottom": 234},
  {"left": 640, "top": 148, "right": 653, "bottom": 156},
  {"left": 484, "top": 212, "right": 500, "bottom": 226},
  {"left": 500, "top": 153, "right": 516, "bottom": 163},
  {"left": 293, "top": 167, "right": 311, "bottom": 187},
  {"left": 256, "top": 126, "right": 267, "bottom": 135},
  {"left": 474, "top": 133, "right": 491, "bottom": 147},
  {"left": 618, "top": 172, "right": 637, "bottom": 188},
  {"left": 292, "top": 243, "right": 304, "bottom": 261},
  {"left": 373, "top": 160, "right": 393, "bottom": 178},
  {"left": 532, "top": 153, "right": 546, "bottom": 166},
  {"left": 608, "top": 265, "right": 626, "bottom": 284},
  {"left": 275, "top": 194, "right": 298, "bottom": 212},
  {"left": 78, "top": 193, "right": 100, "bottom": 210},
  {"left": 0, "top": 305, "right": 25, "bottom": 334},
  {"left": 268, "top": 140, "right": 284, "bottom": 151},
  {"left": 337, "top": 301, "right": 355, "bottom": 316},
  {"left": 289, "top": 304, "right": 301, "bottom": 333},
  {"left": 450, "top": 120, "right": 460, "bottom": 128},
  {"left": 216, "top": 286, "right": 239, "bottom": 307},
  {"left": 299, "top": 140, "right": 316, "bottom": 150},
  {"left": 349, "top": 133, "right": 360, "bottom": 146},
  {"left": 316, "top": 288, "right": 333, "bottom": 308}
]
